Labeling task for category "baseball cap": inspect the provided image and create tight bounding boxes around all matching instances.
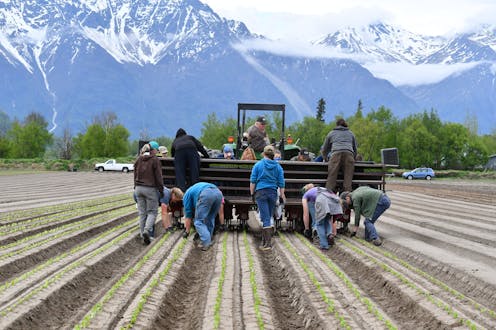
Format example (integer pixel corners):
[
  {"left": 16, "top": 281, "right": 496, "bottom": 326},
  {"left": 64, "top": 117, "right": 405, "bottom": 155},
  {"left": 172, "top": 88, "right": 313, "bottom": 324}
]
[
  {"left": 149, "top": 141, "right": 159, "bottom": 150},
  {"left": 256, "top": 116, "right": 267, "bottom": 124},
  {"left": 223, "top": 145, "right": 233, "bottom": 153}
]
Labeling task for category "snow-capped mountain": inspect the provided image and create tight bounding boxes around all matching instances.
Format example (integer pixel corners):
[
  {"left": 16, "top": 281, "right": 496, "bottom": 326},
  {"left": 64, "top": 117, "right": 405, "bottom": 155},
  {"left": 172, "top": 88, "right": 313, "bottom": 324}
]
[
  {"left": 314, "top": 23, "right": 445, "bottom": 64},
  {"left": 317, "top": 22, "right": 496, "bottom": 65},
  {"left": 0, "top": 1, "right": 494, "bottom": 138}
]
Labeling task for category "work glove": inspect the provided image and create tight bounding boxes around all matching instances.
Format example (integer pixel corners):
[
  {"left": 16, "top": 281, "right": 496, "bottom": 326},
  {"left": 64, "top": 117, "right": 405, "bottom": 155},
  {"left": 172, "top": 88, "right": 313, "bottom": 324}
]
[
  {"left": 303, "top": 229, "right": 312, "bottom": 239},
  {"left": 350, "top": 231, "right": 357, "bottom": 238},
  {"left": 182, "top": 230, "right": 189, "bottom": 239}
]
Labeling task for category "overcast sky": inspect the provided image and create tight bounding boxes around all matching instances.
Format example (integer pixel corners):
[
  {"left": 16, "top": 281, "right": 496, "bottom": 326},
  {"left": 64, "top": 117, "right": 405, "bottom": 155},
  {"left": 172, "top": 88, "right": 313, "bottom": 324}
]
[
  {"left": 202, "top": 0, "right": 496, "bottom": 86},
  {"left": 202, "top": 0, "right": 496, "bottom": 40}
]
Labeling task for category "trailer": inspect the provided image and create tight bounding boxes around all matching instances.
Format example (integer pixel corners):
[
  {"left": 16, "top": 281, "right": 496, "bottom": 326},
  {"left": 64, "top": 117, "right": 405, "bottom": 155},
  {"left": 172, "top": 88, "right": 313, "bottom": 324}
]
[{"left": 160, "top": 103, "right": 393, "bottom": 231}]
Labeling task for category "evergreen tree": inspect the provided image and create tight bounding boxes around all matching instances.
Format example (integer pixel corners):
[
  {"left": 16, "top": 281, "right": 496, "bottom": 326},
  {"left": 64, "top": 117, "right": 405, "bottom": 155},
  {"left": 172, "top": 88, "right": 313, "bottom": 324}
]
[{"left": 316, "top": 98, "right": 326, "bottom": 122}]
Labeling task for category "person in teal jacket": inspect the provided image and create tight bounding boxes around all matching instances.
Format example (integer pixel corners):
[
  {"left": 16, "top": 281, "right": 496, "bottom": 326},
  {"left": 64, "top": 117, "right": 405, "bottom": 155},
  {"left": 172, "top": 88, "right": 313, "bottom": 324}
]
[
  {"left": 340, "top": 186, "right": 391, "bottom": 246},
  {"left": 183, "top": 182, "right": 223, "bottom": 251}
]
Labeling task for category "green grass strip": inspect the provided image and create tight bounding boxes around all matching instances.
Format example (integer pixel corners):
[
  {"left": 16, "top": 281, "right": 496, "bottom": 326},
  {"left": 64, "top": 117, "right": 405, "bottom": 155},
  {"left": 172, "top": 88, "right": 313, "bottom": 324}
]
[
  {"left": 355, "top": 238, "right": 496, "bottom": 320},
  {"left": 0, "top": 206, "right": 135, "bottom": 259},
  {"left": 243, "top": 230, "right": 265, "bottom": 329},
  {"left": 214, "top": 232, "right": 228, "bottom": 329},
  {"left": 121, "top": 235, "right": 189, "bottom": 329},
  {"left": 0, "top": 227, "right": 135, "bottom": 317},
  {"left": 74, "top": 231, "right": 174, "bottom": 329},
  {"left": 280, "top": 234, "right": 350, "bottom": 329},
  {"left": 0, "top": 218, "right": 136, "bottom": 294},
  {"left": 296, "top": 233, "right": 396, "bottom": 329},
  {"left": 341, "top": 239, "right": 478, "bottom": 330}
]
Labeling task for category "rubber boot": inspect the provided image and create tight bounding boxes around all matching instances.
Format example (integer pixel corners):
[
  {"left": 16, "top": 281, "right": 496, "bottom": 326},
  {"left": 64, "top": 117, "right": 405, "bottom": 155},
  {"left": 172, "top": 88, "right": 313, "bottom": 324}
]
[
  {"left": 258, "top": 230, "right": 266, "bottom": 250},
  {"left": 260, "top": 228, "right": 272, "bottom": 251}
]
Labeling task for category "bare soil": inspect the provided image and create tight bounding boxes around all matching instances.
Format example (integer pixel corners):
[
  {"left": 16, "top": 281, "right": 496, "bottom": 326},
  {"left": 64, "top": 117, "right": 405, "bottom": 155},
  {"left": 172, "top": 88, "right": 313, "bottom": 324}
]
[{"left": 0, "top": 172, "right": 495, "bottom": 329}]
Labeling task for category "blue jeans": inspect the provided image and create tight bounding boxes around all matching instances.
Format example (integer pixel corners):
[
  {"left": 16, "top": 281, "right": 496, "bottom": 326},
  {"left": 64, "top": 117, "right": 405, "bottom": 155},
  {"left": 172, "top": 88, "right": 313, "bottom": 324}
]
[
  {"left": 135, "top": 185, "right": 159, "bottom": 238},
  {"left": 194, "top": 187, "right": 222, "bottom": 246},
  {"left": 255, "top": 188, "right": 277, "bottom": 228},
  {"left": 316, "top": 214, "right": 332, "bottom": 249},
  {"left": 308, "top": 202, "right": 316, "bottom": 230},
  {"left": 364, "top": 194, "right": 391, "bottom": 240}
]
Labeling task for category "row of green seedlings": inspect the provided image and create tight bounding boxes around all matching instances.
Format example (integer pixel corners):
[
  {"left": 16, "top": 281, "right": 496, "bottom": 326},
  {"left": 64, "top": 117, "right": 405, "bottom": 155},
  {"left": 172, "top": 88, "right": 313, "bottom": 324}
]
[
  {"left": 75, "top": 230, "right": 180, "bottom": 329},
  {"left": 0, "top": 193, "right": 131, "bottom": 223},
  {"left": 213, "top": 232, "right": 228, "bottom": 329},
  {"left": 0, "top": 199, "right": 133, "bottom": 235},
  {"left": 340, "top": 239, "right": 478, "bottom": 330},
  {"left": 279, "top": 234, "right": 351, "bottom": 329},
  {"left": 295, "top": 234, "right": 396, "bottom": 329},
  {"left": 0, "top": 218, "right": 137, "bottom": 295},
  {"left": 0, "top": 206, "right": 136, "bottom": 262},
  {"left": 0, "top": 222, "right": 136, "bottom": 317},
  {"left": 354, "top": 238, "right": 496, "bottom": 320},
  {"left": 242, "top": 230, "right": 265, "bottom": 329},
  {"left": 120, "top": 234, "right": 192, "bottom": 330}
]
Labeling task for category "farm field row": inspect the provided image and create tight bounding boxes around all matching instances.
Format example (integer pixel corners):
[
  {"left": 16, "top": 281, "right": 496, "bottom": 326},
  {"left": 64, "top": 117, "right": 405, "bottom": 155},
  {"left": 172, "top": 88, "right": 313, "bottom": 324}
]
[{"left": 0, "top": 172, "right": 495, "bottom": 329}]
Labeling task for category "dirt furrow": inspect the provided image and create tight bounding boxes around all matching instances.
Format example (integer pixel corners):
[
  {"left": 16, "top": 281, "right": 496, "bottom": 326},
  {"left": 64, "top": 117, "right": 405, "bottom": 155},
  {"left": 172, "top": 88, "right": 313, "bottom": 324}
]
[
  {"left": 0, "top": 220, "right": 136, "bottom": 308},
  {"left": 341, "top": 237, "right": 496, "bottom": 328},
  {"left": 148, "top": 235, "right": 217, "bottom": 330},
  {"left": 0, "top": 227, "right": 144, "bottom": 329},
  {"left": 72, "top": 230, "right": 184, "bottom": 329},
  {"left": 323, "top": 239, "right": 455, "bottom": 329},
  {"left": 0, "top": 211, "right": 137, "bottom": 283},
  {"left": 279, "top": 233, "right": 389, "bottom": 329}
]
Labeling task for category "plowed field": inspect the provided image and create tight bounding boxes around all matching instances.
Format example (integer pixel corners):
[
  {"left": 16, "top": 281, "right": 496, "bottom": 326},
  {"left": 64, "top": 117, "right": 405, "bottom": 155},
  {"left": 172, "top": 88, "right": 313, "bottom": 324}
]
[{"left": 0, "top": 172, "right": 495, "bottom": 329}]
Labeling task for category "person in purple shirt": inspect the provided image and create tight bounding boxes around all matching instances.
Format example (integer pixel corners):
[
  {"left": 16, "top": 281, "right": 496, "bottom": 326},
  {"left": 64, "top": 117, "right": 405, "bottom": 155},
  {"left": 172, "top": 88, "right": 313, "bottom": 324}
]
[{"left": 301, "top": 183, "right": 318, "bottom": 238}]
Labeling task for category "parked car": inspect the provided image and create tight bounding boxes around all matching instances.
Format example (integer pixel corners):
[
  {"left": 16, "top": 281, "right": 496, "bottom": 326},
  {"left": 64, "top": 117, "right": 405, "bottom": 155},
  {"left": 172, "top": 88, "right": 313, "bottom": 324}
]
[
  {"left": 94, "top": 159, "right": 134, "bottom": 173},
  {"left": 402, "top": 167, "right": 435, "bottom": 180}
]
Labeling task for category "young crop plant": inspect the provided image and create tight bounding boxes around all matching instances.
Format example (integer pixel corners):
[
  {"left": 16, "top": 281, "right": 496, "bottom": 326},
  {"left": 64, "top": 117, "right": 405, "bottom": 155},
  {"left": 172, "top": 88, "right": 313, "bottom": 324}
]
[
  {"left": 0, "top": 218, "right": 136, "bottom": 294},
  {"left": 0, "top": 227, "right": 135, "bottom": 317},
  {"left": 243, "top": 231, "right": 265, "bottom": 329},
  {"left": 0, "top": 206, "right": 135, "bottom": 260},
  {"left": 341, "top": 239, "right": 478, "bottom": 329},
  {"left": 356, "top": 239, "right": 496, "bottom": 320},
  {"left": 280, "top": 234, "right": 351, "bottom": 329},
  {"left": 75, "top": 231, "right": 175, "bottom": 329},
  {"left": 295, "top": 233, "right": 396, "bottom": 330},
  {"left": 121, "top": 235, "right": 189, "bottom": 330},
  {"left": 213, "top": 232, "right": 228, "bottom": 329}
]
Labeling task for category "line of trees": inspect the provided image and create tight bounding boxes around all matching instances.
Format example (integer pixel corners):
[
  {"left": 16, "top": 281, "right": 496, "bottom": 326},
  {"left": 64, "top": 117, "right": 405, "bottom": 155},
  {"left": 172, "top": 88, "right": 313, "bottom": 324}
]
[{"left": 0, "top": 103, "right": 495, "bottom": 170}]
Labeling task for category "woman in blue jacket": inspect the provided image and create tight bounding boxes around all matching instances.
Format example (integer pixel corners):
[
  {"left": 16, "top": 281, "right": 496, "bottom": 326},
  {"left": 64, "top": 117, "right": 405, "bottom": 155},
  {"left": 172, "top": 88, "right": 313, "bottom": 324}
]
[{"left": 249, "top": 145, "right": 286, "bottom": 250}]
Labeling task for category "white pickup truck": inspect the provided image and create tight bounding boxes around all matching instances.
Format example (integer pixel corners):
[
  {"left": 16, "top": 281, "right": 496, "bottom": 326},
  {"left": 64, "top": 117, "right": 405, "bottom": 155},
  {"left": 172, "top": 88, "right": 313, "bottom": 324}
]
[{"left": 94, "top": 159, "right": 134, "bottom": 173}]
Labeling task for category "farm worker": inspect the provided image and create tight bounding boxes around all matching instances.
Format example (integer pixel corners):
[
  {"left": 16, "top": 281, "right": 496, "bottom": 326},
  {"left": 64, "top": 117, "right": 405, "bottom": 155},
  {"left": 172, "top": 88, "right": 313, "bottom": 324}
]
[
  {"left": 250, "top": 145, "right": 286, "bottom": 251},
  {"left": 134, "top": 140, "right": 164, "bottom": 245},
  {"left": 247, "top": 116, "right": 270, "bottom": 159},
  {"left": 314, "top": 187, "right": 342, "bottom": 250},
  {"left": 322, "top": 118, "right": 358, "bottom": 193},
  {"left": 160, "top": 187, "right": 184, "bottom": 232},
  {"left": 158, "top": 145, "right": 168, "bottom": 157},
  {"left": 182, "top": 182, "right": 223, "bottom": 251},
  {"left": 217, "top": 145, "right": 235, "bottom": 159},
  {"left": 301, "top": 183, "right": 318, "bottom": 238},
  {"left": 340, "top": 186, "right": 391, "bottom": 246},
  {"left": 171, "top": 128, "right": 210, "bottom": 192}
]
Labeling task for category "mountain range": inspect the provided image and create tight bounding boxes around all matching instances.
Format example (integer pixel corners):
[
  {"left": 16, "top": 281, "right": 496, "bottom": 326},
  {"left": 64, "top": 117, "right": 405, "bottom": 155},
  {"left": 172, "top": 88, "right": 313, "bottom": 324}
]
[{"left": 0, "top": 0, "right": 495, "bottom": 140}]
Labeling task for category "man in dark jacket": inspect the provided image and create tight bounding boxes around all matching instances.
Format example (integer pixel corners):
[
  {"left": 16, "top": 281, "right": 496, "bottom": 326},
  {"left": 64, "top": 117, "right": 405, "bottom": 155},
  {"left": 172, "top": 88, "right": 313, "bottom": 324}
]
[
  {"left": 171, "top": 128, "right": 209, "bottom": 192},
  {"left": 134, "top": 140, "right": 164, "bottom": 245},
  {"left": 322, "top": 118, "right": 357, "bottom": 193}
]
